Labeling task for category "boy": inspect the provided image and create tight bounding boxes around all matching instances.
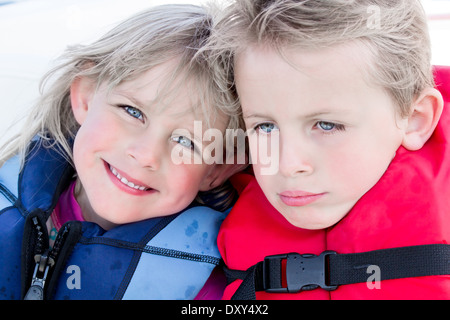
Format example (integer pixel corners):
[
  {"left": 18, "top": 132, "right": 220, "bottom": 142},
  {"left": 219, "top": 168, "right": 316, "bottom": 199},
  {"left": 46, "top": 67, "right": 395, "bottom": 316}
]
[{"left": 213, "top": 0, "right": 450, "bottom": 299}]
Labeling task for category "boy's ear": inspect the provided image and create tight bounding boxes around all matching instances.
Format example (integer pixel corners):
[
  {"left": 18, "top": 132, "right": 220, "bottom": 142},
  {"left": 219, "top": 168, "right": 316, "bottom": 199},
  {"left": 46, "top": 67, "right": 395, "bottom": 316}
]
[
  {"left": 401, "top": 87, "right": 444, "bottom": 151},
  {"left": 200, "top": 162, "right": 248, "bottom": 191},
  {"left": 70, "top": 76, "right": 96, "bottom": 125}
]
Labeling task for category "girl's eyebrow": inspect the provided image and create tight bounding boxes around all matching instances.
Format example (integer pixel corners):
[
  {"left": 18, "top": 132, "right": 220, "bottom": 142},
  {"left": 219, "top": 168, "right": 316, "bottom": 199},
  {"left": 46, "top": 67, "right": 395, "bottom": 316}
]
[
  {"left": 112, "top": 90, "right": 157, "bottom": 111},
  {"left": 115, "top": 92, "right": 147, "bottom": 108},
  {"left": 243, "top": 113, "right": 266, "bottom": 119}
]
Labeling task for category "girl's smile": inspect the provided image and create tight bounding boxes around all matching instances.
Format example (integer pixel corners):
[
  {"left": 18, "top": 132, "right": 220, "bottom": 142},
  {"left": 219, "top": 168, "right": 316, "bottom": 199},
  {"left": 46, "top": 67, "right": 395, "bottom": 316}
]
[{"left": 105, "top": 161, "right": 155, "bottom": 194}]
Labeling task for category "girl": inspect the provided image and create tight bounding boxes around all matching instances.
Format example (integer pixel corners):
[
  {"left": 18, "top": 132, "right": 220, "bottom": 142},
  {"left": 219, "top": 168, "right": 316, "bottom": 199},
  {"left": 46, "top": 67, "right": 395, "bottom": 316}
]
[{"left": 0, "top": 4, "right": 243, "bottom": 300}]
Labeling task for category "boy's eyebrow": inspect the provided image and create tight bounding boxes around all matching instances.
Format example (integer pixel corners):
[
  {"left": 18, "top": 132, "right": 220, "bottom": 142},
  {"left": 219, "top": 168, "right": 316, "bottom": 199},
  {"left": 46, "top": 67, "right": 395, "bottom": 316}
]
[
  {"left": 243, "top": 110, "right": 347, "bottom": 120},
  {"left": 303, "top": 110, "right": 336, "bottom": 118},
  {"left": 243, "top": 113, "right": 266, "bottom": 119}
]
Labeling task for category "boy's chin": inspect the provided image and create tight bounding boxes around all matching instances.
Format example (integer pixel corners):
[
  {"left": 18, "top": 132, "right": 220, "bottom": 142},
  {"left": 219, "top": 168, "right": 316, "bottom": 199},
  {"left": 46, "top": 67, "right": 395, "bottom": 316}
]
[{"left": 277, "top": 206, "right": 348, "bottom": 231}]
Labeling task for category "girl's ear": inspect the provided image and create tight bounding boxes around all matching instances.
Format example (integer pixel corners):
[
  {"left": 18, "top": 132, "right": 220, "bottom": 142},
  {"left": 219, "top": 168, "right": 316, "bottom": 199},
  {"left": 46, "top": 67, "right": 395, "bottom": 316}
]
[
  {"left": 401, "top": 87, "right": 444, "bottom": 151},
  {"left": 70, "top": 76, "right": 95, "bottom": 125}
]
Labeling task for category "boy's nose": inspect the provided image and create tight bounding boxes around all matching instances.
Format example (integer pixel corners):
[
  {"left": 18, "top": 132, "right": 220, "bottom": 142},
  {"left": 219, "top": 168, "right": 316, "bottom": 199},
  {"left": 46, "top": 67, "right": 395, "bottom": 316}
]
[{"left": 278, "top": 135, "right": 314, "bottom": 177}]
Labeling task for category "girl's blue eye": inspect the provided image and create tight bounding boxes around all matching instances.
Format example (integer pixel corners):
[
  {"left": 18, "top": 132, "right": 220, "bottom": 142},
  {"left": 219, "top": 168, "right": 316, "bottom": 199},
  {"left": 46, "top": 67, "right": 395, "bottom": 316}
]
[
  {"left": 124, "top": 106, "right": 143, "bottom": 120},
  {"left": 173, "top": 136, "right": 194, "bottom": 149},
  {"left": 255, "top": 123, "right": 278, "bottom": 134}
]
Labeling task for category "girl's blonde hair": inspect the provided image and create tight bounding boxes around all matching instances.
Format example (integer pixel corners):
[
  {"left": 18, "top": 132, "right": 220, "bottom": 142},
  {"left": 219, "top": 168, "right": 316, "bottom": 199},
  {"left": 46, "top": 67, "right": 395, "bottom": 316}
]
[
  {"left": 209, "top": 0, "right": 434, "bottom": 118},
  {"left": 0, "top": 3, "right": 241, "bottom": 168}
]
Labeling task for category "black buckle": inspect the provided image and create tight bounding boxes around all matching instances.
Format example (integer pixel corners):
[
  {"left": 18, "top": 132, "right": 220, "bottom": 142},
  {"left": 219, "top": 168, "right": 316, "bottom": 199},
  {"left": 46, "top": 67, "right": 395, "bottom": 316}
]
[{"left": 262, "top": 251, "right": 337, "bottom": 293}]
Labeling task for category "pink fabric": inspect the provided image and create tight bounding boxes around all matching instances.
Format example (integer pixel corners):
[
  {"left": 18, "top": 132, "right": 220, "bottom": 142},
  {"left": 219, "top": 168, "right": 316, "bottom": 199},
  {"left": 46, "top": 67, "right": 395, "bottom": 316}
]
[
  {"left": 51, "top": 181, "right": 84, "bottom": 229},
  {"left": 194, "top": 266, "right": 227, "bottom": 300}
]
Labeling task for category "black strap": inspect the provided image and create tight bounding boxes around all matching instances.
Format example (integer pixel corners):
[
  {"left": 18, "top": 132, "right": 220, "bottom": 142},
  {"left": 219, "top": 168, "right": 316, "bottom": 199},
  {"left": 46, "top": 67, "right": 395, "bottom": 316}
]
[{"left": 224, "top": 244, "right": 450, "bottom": 300}]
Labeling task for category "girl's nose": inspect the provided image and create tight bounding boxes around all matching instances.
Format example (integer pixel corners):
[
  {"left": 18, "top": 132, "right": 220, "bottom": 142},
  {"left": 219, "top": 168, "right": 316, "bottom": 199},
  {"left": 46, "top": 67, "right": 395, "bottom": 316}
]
[{"left": 126, "top": 132, "right": 162, "bottom": 170}]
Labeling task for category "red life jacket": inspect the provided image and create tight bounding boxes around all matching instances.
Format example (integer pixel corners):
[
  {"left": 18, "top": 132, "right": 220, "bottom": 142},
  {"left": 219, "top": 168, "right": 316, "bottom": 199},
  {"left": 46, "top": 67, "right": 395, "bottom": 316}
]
[{"left": 218, "top": 66, "right": 450, "bottom": 300}]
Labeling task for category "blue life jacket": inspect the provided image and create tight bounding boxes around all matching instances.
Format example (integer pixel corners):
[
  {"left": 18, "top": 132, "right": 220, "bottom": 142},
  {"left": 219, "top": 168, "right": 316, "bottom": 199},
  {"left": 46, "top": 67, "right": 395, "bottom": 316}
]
[{"left": 0, "top": 140, "right": 226, "bottom": 300}]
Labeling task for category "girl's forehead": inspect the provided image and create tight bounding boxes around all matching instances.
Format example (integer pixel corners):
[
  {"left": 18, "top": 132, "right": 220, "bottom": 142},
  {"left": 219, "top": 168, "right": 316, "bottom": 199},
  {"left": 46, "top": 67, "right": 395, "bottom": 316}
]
[
  {"left": 106, "top": 78, "right": 227, "bottom": 131},
  {"left": 99, "top": 57, "right": 227, "bottom": 129},
  {"left": 116, "top": 59, "right": 181, "bottom": 90}
]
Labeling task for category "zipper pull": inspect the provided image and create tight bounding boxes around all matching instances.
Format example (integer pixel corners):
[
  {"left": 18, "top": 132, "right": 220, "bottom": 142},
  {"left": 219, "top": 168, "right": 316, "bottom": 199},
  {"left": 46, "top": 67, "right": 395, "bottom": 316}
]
[{"left": 23, "top": 250, "right": 55, "bottom": 300}]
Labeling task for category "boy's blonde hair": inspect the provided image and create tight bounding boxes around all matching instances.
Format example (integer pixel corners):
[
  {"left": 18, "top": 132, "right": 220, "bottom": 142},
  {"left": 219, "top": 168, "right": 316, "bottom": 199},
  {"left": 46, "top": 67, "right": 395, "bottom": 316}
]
[
  {"left": 210, "top": 0, "right": 434, "bottom": 118},
  {"left": 0, "top": 4, "right": 241, "bottom": 167}
]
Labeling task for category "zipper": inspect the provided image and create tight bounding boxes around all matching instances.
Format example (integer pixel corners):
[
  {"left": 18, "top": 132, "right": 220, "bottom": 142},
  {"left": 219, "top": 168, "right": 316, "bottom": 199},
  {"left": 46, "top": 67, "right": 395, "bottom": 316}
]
[
  {"left": 78, "top": 236, "right": 221, "bottom": 265},
  {"left": 23, "top": 249, "right": 54, "bottom": 300},
  {"left": 23, "top": 218, "right": 72, "bottom": 300}
]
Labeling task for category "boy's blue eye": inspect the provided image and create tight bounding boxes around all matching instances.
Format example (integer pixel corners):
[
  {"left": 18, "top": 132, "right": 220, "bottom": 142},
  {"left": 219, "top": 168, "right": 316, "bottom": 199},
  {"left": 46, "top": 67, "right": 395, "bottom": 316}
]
[
  {"left": 255, "top": 123, "right": 278, "bottom": 134},
  {"left": 316, "top": 121, "right": 345, "bottom": 132},
  {"left": 317, "top": 121, "right": 336, "bottom": 131},
  {"left": 124, "top": 106, "right": 143, "bottom": 120}
]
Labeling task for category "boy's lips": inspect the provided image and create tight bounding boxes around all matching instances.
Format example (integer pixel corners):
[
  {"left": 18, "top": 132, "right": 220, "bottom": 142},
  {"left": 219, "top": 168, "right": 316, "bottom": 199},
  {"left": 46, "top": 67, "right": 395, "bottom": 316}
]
[
  {"left": 278, "top": 190, "right": 325, "bottom": 207},
  {"left": 104, "top": 161, "right": 155, "bottom": 195}
]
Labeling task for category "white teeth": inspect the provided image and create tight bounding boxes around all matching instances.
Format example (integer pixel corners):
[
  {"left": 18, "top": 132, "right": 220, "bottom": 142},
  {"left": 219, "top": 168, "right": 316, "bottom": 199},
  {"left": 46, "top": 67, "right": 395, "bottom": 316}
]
[{"left": 109, "top": 165, "right": 148, "bottom": 191}]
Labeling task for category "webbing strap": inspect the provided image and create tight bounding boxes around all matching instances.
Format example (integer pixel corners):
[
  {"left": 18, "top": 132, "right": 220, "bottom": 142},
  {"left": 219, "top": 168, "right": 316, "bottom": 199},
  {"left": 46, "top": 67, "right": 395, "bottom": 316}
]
[
  {"left": 329, "top": 244, "right": 450, "bottom": 285},
  {"left": 224, "top": 244, "right": 450, "bottom": 300}
]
